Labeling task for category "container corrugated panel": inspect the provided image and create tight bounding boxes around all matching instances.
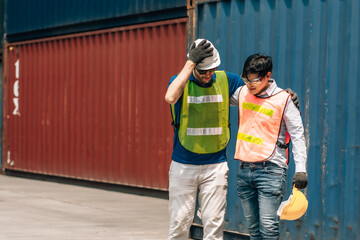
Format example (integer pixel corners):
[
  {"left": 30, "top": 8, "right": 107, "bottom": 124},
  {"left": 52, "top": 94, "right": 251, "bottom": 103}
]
[
  {"left": 0, "top": 62, "right": 3, "bottom": 170},
  {"left": 0, "top": 0, "right": 4, "bottom": 47},
  {"left": 2, "top": 18, "right": 187, "bottom": 190},
  {"left": 192, "top": 0, "right": 360, "bottom": 239},
  {"left": 5, "top": 0, "right": 187, "bottom": 42},
  {"left": 0, "top": 0, "right": 5, "bottom": 169}
]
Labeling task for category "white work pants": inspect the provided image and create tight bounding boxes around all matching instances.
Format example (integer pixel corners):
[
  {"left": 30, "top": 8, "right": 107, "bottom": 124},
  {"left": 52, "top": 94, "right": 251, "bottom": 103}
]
[{"left": 168, "top": 161, "right": 229, "bottom": 240}]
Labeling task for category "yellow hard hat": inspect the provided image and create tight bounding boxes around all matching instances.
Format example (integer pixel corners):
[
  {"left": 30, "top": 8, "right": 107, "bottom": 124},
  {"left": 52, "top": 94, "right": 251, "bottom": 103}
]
[{"left": 277, "top": 186, "right": 308, "bottom": 220}]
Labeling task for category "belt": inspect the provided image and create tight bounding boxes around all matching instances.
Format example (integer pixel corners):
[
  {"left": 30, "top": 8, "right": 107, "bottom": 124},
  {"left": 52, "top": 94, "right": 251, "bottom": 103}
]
[
  {"left": 239, "top": 161, "right": 279, "bottom": 169},
  {"left": 240, "top": 161, "right": 266, "bottom": 169}
]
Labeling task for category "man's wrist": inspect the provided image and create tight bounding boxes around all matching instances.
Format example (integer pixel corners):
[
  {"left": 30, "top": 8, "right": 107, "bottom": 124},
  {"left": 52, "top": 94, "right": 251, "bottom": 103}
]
[{"left": 187, "top": 59, "right": 196, "bottom": 66}]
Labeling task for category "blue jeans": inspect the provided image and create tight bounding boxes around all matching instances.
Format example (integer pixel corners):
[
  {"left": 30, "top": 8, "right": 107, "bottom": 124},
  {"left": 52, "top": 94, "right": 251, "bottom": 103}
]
[{"left": 237, "top": 162, "right": 287, "bottom": 240}]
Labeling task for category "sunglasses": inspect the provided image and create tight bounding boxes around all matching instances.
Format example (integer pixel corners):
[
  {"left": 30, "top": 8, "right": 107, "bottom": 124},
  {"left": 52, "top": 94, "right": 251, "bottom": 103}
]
[
  {"left": 196, "top": 67, "right": 217, "bottom": 75},
  {"left": 241, "top": 75, "right": 263, "bottom": 83}
]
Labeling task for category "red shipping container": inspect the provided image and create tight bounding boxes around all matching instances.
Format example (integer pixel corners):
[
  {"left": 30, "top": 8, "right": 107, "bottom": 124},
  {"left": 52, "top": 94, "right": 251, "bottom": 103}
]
[{"left": 2, "top": 18, "right": 187, "bottom": 190}]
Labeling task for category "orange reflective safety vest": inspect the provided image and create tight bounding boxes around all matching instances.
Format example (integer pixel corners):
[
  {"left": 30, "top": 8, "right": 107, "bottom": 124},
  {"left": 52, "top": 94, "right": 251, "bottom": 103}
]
[{"left": 234, "top": 86, "right": 291, "bottom": 162}]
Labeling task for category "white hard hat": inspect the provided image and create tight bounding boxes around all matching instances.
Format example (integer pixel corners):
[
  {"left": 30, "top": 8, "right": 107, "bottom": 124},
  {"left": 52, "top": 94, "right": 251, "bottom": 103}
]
[{"left": 188, "top": 39, "right": 221, "bottom": 70}]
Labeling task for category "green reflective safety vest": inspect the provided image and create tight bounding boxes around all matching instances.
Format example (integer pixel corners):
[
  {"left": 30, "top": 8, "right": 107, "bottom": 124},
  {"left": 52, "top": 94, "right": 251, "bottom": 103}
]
[{"left": 171, "top": 71, "right": 230, "bottom": 154}]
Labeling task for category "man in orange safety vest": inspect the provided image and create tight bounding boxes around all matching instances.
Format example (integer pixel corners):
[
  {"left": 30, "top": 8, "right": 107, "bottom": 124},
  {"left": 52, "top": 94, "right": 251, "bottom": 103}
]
[{"left": 234, "top": 54, "right": 308, "bottom": 240}]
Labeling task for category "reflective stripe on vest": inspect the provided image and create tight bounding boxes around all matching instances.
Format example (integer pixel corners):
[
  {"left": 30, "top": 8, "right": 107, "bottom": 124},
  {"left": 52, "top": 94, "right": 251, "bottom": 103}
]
[
  {"left": 234, "top": 86, "right": 290, "bottom": 162},
  {"left": 178, "top": 71, "right": 230, "bottom": 154}
]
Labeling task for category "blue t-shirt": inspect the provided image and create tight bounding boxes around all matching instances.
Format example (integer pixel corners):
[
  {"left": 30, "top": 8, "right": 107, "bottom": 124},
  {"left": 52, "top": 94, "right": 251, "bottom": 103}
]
[{"left": 168, "top": 71, "right": 244, "bottom": 165}]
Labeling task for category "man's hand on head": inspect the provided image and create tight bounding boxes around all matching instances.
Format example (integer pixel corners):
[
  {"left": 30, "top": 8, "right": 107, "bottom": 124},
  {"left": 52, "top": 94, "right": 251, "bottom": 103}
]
[{"left": 188, "top": 40, "right": 214, "bottom": 65}]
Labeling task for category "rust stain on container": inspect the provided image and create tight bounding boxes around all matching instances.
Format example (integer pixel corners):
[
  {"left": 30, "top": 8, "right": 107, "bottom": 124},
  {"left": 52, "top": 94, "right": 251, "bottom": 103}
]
[{"left": 3, "top": 19, "right": 187, "bottom": 190}]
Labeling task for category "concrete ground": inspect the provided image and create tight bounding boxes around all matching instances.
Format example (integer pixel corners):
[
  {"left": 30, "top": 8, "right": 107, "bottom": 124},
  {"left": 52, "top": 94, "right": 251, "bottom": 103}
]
[{"left": 0, "top": 173, "right": 170, "bottom": 240}]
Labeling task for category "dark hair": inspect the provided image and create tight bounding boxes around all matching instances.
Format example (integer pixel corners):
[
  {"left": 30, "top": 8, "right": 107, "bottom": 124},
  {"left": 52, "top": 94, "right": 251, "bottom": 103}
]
[{"left": 242, "top": 54, "right": 273, "bottom": 79}]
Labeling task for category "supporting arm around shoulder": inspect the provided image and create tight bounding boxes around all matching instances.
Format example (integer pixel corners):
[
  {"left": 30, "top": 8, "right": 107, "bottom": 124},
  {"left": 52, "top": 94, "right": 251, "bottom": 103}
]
[
  {"left": 165, "top": 60, "right": 196, "bottom": 104},
  {"left": 285, "top": 88, "right": 300, "bottom": 109}
]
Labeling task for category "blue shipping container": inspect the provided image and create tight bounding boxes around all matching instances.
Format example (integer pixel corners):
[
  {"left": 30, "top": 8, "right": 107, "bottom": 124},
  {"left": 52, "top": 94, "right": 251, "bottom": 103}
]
[
  {"left": 192, "top": 0, "right": 360, "bottom": 239},
  {"left": 5, "top": 0, "right": 187, "bottom": 42}
]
